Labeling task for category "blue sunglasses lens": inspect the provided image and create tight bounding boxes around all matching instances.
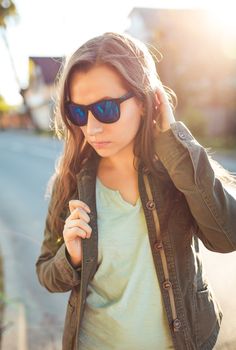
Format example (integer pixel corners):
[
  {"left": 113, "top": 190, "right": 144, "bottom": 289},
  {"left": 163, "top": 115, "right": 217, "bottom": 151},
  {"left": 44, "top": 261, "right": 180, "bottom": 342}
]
[
  {"left": 92, "top": 100, "right": 119, "bottom": 123},
  {"left": 67, "top": 104, "right": 87, "bottom": 126}
]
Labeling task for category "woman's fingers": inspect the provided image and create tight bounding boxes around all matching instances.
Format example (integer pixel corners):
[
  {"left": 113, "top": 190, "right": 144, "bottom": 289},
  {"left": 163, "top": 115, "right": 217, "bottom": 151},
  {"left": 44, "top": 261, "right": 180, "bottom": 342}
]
[
  {"left": 66, "top": 219, "right": 92, "bottom": 236},
  {"left": 154, "top": 87, "right": 176, "bottom": 132},
  {"left": 62, "top": 200, "right": 91, "bottom": 264},
  {"left": 69, "top": 199, "right": 91, "bottom": 214},
  {"left": 68, "top": 207, "right": 90, "bottom": 223},
  {"left": 155, "top": 86, "right": 170, "bottom": 105},
  {"left": 65, "top": 226, "right": 88, "bottom": 240},
  {"left": 63, "top": 217, "right": 92, "bottom": 240},
  {"left": 154, "top": 89, "right": 162, "bottom": 106},
  {"left": 64, "top": 200, "right": 92, "bottom": 243},
  {"left": 66, "top": 227, "right": 89, "bottom": 242},
  {"left": 63, "top": 199, "right": 92, "bottom": 248}
]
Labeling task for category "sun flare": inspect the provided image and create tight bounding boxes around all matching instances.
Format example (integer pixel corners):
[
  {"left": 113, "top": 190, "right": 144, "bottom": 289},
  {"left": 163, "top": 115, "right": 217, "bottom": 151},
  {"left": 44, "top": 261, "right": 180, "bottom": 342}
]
[
  {"left": 205, "top": 3, "right": 236, "bottom": 59},
  {"left": 206, "top": 3, "right": 236, "bottom": 35}
]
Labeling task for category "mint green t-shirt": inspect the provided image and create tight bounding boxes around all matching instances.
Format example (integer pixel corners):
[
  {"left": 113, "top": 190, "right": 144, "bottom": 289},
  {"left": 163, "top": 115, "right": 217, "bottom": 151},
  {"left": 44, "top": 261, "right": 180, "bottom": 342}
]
[{"left": 78, "top": 178, "right": 174, "bottom": 349}]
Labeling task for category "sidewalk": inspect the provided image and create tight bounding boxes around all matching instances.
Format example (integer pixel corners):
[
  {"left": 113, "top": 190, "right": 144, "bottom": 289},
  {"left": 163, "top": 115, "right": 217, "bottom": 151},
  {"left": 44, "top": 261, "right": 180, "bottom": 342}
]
[
  {"left": 1, "top": 302, "right": 28, "bottom": 350},
  {"left": 0, "top": 221, "right": 28, "bottom": 350},
  {"left": 0, "top": 218, "right": 63, "bottom": 350}
]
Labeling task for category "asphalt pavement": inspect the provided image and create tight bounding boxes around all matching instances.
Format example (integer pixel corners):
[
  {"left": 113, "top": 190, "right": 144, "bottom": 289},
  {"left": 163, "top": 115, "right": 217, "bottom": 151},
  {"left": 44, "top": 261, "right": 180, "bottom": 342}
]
[{"left": 0, "top": 130, "right": 67, "bottom": 350}]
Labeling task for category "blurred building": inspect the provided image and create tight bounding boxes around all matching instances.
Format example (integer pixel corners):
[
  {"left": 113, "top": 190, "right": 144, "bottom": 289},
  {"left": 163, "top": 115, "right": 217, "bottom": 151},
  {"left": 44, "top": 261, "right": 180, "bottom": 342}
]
[
  {"left": 126, "top": 8, "right": 236, "bottom": 137},
  {"left": 24, "top": 57, "right": 62, "bottom": 130}
]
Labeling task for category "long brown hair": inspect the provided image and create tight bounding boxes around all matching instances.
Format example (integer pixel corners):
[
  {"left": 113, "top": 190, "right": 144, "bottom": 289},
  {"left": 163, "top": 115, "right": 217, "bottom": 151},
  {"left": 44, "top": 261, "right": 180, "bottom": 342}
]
[{"left": 48, "top": 31, "right": 236, "bottom": 238}]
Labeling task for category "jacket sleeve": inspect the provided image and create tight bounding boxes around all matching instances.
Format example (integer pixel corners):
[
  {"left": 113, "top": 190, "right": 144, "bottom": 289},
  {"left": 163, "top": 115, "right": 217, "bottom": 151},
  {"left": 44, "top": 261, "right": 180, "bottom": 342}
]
[
  {"left": 35, "top": 180, "right": 82, "bottom": 293},
  {"left": 154, "top": 121, "right": 236, "bottom": 253}
]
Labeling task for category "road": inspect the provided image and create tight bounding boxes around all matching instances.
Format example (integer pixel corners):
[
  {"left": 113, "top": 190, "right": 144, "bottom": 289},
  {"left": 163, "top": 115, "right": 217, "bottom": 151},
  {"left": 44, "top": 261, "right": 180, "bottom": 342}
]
[
  {"left": 0, "top": 130, "right": 67, "bottom": 350},
  {"left": 0, "top": 130, "right": 236, "bottom": 349}
]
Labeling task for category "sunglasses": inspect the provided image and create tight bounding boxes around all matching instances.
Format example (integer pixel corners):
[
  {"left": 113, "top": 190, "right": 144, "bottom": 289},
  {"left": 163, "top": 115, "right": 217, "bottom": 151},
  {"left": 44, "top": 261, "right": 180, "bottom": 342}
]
[{"left": 65, "top": 92, "right": 134, "bottom": 127}]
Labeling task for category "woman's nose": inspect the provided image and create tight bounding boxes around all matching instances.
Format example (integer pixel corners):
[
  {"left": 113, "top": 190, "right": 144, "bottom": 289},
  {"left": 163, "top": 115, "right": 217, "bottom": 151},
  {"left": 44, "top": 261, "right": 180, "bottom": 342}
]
[{"left": 86, "top": 111, "right": 103, "bottom": 136}]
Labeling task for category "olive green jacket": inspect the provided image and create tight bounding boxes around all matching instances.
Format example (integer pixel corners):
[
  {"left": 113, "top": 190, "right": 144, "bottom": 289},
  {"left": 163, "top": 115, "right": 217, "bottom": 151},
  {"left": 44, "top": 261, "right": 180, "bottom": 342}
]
[{"left": 36, "top": 121, "right": 236, "bottom": 350}]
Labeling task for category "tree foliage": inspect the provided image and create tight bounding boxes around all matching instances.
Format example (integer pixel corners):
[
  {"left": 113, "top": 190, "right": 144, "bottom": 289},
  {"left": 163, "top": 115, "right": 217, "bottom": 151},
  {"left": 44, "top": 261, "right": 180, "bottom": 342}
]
[
  {"left": 0, "top": 94, "right": 14, "bottom": 112},
  {"left": 0, "top": 0, "right": 17, "bottom": 27}
]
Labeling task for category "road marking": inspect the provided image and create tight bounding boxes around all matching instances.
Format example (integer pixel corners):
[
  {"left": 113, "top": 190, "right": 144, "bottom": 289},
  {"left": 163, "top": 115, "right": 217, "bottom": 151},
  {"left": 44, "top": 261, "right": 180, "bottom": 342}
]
[{"left": 18, "top": 303, "right": 28, "bottom": 350}]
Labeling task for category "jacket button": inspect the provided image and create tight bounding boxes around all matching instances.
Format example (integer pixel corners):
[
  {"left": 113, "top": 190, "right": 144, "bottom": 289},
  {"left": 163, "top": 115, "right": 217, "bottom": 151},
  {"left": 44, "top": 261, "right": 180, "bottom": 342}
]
[
  {"left": 154, "top": 241, "right": 163, "bottom": 251},
  {"left": 173, "top": 318, "right": 181, "bottom": 332},
  {"left": 146, "top": 200, "right": 156, "bottom": 210},
  {"left": 163, "top": 280, "right": 172, "bottom": 290},
  {"left": 85, "top": 257, "right": 94, "bottom": 263},
  {"left": 143, "top": 167, "right": 150, "bottom": 174},
  {"left": 178, "top": 131, "right": 186, "bottom": 140},
  {"left": 153, "top": 155, "right": 159, "bottom": 162}
]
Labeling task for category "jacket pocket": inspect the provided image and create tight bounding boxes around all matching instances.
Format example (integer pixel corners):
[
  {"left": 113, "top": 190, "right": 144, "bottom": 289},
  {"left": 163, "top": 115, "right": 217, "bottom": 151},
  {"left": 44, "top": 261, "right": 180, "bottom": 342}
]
[
  {"left": 194, "top": 286, "right": 223, "bottom": 347},
  {"left": 62, "top": 292, "right": 78, "bottom": 350}
]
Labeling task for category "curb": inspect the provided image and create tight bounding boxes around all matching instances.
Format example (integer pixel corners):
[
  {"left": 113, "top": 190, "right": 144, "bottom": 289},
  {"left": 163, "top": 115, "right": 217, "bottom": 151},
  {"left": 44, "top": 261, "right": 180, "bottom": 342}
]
[{"left": 1, "top": 301, "right": 28, "bottom": 350}]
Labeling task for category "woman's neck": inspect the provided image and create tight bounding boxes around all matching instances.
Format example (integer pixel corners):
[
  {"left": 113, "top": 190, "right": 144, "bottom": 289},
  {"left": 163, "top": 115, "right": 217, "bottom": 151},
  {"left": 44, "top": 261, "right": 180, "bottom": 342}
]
[
  {"left": 100, "top": 148, "right": 137, "bottom": 175},
  {"left": 97, "top": 147, "right": 140, "bottom": 206}
]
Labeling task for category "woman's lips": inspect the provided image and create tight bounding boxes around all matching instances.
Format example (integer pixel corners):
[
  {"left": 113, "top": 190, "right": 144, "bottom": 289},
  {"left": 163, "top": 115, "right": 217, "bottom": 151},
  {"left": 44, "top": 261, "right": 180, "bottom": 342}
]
[{"left": 91, "top": 141, "right": 111, "bottom": 149}]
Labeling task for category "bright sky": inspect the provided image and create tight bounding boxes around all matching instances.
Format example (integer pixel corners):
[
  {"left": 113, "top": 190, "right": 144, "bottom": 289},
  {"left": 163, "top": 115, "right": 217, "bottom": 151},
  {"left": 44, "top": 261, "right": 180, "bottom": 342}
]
[{"left": 1, "top": 0, "right": 236, "bottom": 105}]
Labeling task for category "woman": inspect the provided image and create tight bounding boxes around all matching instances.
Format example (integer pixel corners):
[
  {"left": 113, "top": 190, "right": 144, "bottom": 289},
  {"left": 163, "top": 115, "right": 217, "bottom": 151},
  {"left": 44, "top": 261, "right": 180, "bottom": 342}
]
[{"left": 36, "top": 32, "right": 236, "bottom": 350}]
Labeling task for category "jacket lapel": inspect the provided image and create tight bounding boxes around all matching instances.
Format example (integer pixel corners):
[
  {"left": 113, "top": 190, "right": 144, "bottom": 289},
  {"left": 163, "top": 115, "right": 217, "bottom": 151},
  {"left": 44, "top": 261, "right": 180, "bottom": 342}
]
[{"left": 76, "top": 156, "right": 100, "bottom": 287}]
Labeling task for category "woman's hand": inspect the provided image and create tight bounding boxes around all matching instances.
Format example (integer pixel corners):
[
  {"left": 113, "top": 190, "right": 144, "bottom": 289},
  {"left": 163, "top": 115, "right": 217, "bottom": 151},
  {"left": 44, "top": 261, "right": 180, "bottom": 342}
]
[
  {"left": 154, "top": 86, "right": 176, "bottom": 132},
  {"left": 63, "top": 200, "right": 91, "bottom": 268}
]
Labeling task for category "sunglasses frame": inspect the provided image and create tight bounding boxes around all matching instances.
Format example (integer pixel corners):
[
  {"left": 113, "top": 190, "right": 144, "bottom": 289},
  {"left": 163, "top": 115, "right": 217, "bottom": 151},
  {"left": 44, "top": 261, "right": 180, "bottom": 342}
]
[{"left": 65, "top": 91, "right": 134, "bottom": 127}]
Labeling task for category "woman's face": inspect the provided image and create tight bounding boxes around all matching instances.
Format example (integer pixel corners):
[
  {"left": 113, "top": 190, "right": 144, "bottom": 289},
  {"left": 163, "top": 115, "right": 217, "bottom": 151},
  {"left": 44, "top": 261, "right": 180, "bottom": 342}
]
[{"left": 69, "top": 64, "right": 143, "bottom": 159}]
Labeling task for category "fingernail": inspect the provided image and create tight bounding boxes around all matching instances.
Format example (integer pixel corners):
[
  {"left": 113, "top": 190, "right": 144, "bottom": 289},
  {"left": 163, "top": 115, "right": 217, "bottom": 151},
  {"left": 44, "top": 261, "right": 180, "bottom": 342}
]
[{"left": 86, "top": 206, "right": 91, "bottom": 213}]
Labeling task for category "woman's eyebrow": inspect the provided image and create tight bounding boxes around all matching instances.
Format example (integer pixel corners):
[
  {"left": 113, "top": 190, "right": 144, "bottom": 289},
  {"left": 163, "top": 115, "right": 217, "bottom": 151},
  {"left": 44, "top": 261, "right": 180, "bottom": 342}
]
[
  {"left": 73, "top": 95, "right": 117, "bottom": 105},
  {"left": 90, "top": 95, "right": 116, "bottom": 104},
  {"left": 97, "top": 95, "right": 115, "bottom": 100},
  {"left": 98, "top": 96, "right": 115, "bottom": 101}
]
